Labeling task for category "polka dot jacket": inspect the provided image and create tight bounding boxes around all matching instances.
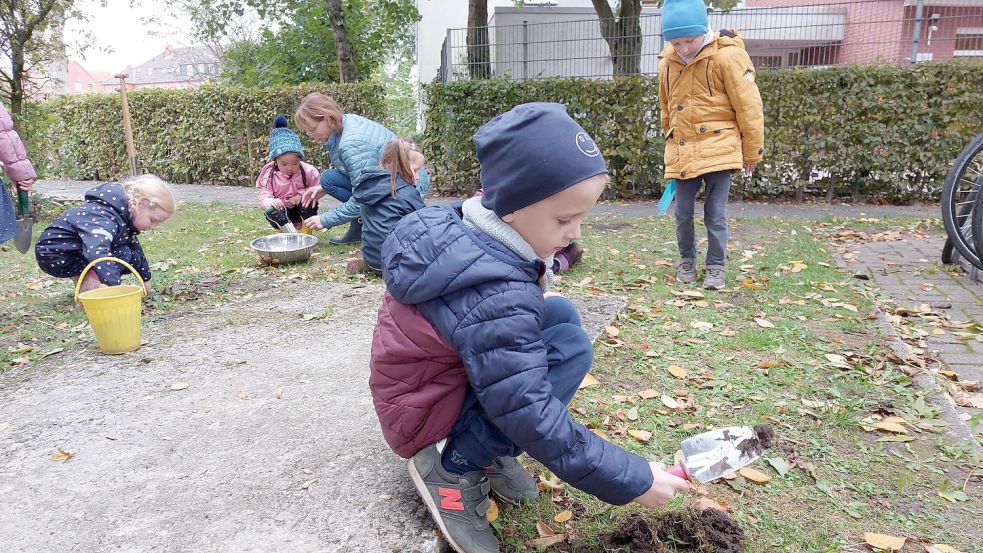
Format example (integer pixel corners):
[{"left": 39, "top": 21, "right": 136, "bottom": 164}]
[{"left": 35, "top": 182, "right": 152, "bottom": 286}]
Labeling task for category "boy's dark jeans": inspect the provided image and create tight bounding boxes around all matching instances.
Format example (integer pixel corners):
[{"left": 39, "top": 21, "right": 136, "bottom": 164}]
[
  {"left": 446, "top": 295, "right": 593, "bottom": 467},
  {"left": 674, "top": 169, "right": 731, "bottom": 266}
]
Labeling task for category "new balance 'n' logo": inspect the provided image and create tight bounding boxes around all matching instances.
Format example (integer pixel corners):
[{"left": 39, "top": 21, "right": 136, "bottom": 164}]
[{"left": 438, "top": 487, "right": 465, "bottom": 511}]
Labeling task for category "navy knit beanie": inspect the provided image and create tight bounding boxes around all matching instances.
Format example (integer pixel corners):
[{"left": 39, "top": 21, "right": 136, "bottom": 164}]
[
  {"left": 268, "top": 115, "right": 305, "bottom": 161},
  {"left": 662, "top": 0, "right": 709, "bottom": 41},
  {"left": 475, "top": 102, "right": 607, "bottom": 218}
]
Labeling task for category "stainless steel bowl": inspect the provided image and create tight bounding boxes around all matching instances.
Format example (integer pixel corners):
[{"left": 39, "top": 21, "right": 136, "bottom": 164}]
[{"left": 250, "top": 233, "right": 319, "bottom": 264}]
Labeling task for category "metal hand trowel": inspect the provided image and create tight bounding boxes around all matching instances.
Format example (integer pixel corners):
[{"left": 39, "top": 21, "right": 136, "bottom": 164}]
[
  {"left": 14, "top": 188, "right": 34, "bottom": 254},
  {"left": 665, "top": 425, "right": 774, "bottom": 483}
]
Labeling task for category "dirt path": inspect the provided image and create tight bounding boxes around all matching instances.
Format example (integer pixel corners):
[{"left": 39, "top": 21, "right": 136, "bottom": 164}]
[{"left": 0, "top": 281, "right": 623, "bottom": 552}]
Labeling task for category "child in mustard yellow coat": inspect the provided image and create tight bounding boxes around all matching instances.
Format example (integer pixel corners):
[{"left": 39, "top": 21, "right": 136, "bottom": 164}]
[{"left": 658, "top": 0, "right": 764, "bottom": 290}]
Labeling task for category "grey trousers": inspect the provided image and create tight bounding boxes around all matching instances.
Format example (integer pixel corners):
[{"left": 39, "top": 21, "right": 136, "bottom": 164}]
[{"left": 674, "top": 170, "right": 731, "bottom": 266}]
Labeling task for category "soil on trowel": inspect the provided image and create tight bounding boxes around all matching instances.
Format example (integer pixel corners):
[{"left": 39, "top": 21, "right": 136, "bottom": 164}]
[
  {"left": 571, "top": 508, "right": 745, "bottom": 553},
  {"left": 736, "top": 424, "right": 776, "bottom": 459}
]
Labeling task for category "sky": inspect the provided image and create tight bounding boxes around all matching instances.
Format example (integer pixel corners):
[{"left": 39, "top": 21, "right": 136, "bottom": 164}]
[{"left": 63, "top": 1, "right": 194, "bottom": 74}]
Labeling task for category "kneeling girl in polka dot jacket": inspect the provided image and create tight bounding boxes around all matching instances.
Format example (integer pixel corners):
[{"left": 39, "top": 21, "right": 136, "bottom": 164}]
[{"left": 35, "top": 174, "right": 176, "bottom": 294}]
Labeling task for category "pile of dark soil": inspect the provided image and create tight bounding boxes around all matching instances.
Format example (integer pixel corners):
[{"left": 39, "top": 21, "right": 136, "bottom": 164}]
[{"left": 569, "top": 508, "right": 745, "bottom": 553}]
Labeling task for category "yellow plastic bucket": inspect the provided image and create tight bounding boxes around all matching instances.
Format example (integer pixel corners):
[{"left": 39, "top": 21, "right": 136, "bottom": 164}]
[{"left": 74, "top": 256, "right": 146, "bottom": 354}]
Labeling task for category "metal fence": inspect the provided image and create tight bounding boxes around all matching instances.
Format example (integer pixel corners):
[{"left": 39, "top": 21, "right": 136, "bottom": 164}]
[{"left": 438, "top": 0, "right": 983, "bottom": 82}]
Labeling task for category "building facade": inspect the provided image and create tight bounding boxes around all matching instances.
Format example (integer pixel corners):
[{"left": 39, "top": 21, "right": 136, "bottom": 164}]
[
  {"left": 101, "top": 45, "right": 220, "bottom": 91},
  {"left": 746, "top": 0, "right": 983, "bottom": 65},
  {"left": 433, "top": 0, "right": 983, "bottom": 82}
]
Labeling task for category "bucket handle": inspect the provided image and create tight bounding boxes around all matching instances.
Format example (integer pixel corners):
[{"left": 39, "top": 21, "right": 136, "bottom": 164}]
[{"left": 74, "top": 256, "right": 146, "bottom": 303}]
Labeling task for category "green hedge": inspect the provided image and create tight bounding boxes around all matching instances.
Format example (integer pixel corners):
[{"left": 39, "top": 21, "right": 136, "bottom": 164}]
[
  {"left": 422, "top": 61, "right": 983, "bottom": 201},
  {"left": 24, "top": 82, "right": 386, "bottom": 186}
]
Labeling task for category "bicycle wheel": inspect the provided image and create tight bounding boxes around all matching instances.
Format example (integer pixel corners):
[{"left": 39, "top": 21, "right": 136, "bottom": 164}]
[
  {"left": 973, "top": 185, "right": 983, "bottom": 270},
  {"left": 941, "top": 132, "right": 983, "bottom": 269}
]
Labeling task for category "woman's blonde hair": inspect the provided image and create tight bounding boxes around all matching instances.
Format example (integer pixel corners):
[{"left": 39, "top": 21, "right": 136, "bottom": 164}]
[
  {"left": 380, "top": 138, "right": 423, "bottom": 197},
  {"left": 123, "top": 174, "right": 177, "bottom": 215},
  {"left": 294, "top": 93, "right": 343, "bottom": 135}
]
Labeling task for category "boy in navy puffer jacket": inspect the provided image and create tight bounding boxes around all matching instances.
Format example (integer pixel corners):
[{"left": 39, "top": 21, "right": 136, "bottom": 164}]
[{"left": 370, "top": 103, "right": 689, "bottom": 553}]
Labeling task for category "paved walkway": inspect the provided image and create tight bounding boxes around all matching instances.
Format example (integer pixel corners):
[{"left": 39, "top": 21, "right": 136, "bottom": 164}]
[
  {"left": 842, "top": 237, "right": 982, "bottom": 432},
  {"left": 35, "top": 179, "right": 939, "bottom": 219}
]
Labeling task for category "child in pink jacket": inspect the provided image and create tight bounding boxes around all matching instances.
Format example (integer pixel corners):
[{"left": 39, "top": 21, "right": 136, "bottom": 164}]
[
  {"left": 1, "top": 104, "right": 37, "bottom": 244},
  {"left": 256, "top": 115, "right": 320, "bottom": 233}
]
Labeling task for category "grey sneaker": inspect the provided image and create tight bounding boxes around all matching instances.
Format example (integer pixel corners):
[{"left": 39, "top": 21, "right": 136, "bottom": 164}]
[
  {"left": 704, "top": 264, "right": 726, "bottom": 290},
  {"left": 408, "top": 443, "right": 499, "bottom": 553},
  {"left": 677, "top": 258, "right": 697, "bottom": 284},
  {"left": 485, "top": 456, "right": 538, "bottom": 505}
]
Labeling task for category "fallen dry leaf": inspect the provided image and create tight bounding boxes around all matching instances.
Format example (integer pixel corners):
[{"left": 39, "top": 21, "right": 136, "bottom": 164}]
[
  {"left": 863, "top": 532, "right": 905, "bottom": 551},
  {"left": 872, "top": 421, "right": 907, "bottom": 434},
  {"left": 690, "top": 321, "right": 714, "bottom": 330},
  {"left": 628, "top": 429, "right": 652, "bottom": 443},
  {"left": 693, "top": 496, "right": 731, "bottom": 513},
  {"left": 604, "top": 325, "right": 620, "bottom": 337},
  {"left": 738, "top": 467, "right": 771, "bottom": 484},
  {"left": 536, "top": 521, "right": 557, "bottom": 537},
  {"left": 638, "top": 388, "right": 658, "bottom": 399},
  {"left": 926, "top": 545, "right": 964, "bottom": 553},
  {"left": 538, "top": 474, "right": 565, "bottom": 491},
  {"left": 301, "top": 478, "right": 318, "bottom": 490},
  {"left": 667, "top": 365, "right": 688, "bottom": 379},
  {"left": 524, "top": 535, "right": 567, "bottom": 548},
  {"left": 553, "top": 510, "right": 573, "bottom": 523},
  {"left": 51, "top": 447, "right": 75, "bottom": 462},
  {"left": 170, "top": 382, "right": 189, "bottom": 391},
  {"left": 661, "top": 394, "right": 680, "bottom": 409},
  {"left": 486, "top": 498, "right": 499, "bottom": 522},
  {"left": 754, "top": 318, "right": 775, "bottom": 328},
  {"left": 579, "top": 374, "right": 599, "bottom": 389}
]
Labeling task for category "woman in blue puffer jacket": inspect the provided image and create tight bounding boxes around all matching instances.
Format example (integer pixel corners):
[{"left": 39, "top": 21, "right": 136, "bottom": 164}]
[{"left": 293, "top": 93, "right": 429, "bottom": 246}]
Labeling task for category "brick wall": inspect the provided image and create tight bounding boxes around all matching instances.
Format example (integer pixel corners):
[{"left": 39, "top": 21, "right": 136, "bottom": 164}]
[
  {"left": 746, "top": 0, "right": 907, "bottom": 64},
  {"left": 747, "top": 1, "right": 983, "bottom": 65},
  {"left": 902, "top": 6, "right": 983, "bottom": 62}
]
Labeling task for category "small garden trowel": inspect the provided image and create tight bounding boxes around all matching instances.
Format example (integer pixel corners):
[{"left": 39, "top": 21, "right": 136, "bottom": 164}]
[
  {"left": 14, "top": 189, "right": 34, "bottom": 254},
  {"left": 665, "top": 425, "right": 773, "bottom": 483}
]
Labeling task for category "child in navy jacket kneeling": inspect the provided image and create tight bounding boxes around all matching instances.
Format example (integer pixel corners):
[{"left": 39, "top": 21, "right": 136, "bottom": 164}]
[{"left": 369, "top": 103, "right": 688, "bottom": 553}]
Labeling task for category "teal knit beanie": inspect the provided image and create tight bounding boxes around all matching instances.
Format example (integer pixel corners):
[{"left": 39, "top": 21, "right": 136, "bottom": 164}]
[
  {"left": 662, "top": 0, "right": 709, "bottom": 41},
  {"left": 268, "top": 115, "right": 305, "bottom": 161}
]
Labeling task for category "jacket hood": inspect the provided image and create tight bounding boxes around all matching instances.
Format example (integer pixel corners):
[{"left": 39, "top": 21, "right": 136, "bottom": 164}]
[
  {"left": 83, "top": 183, "right": 132, "bottom": 221},
  {"left": 354, "top": 170, "right": 416, "bottom": 206},
  {"left": 659, "top": 29, "right": 745, "bottom": 61},
  {"left": 382, "top": 205, "right": 542, "bottom": 305}
]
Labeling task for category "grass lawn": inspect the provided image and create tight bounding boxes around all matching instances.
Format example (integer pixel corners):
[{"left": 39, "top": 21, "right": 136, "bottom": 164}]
[{"left": 1, "top": 203, "right": 980, "bottom": 552}]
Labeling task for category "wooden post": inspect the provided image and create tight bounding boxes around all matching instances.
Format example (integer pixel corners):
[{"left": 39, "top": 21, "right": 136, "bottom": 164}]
[{"left": 115, "top": 73, "right": 137, "bottom": 176}]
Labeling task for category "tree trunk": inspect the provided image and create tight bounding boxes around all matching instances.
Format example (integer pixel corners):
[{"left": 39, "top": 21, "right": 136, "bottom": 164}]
[
  {"left": 467, "top": 0, "right": 490, "bottom": 79},
  {"left": 591, "top": 0, "right": 642, "bottom": 77},
  {"left": 325, "top": 0, "right": 358, "bottom": 82},
  {"left": 10, "top": 43, "right": 25, "bottom": 119}
]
